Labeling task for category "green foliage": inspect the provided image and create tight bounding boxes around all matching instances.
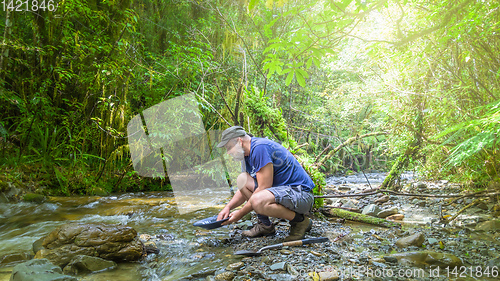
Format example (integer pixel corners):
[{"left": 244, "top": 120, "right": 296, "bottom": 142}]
[
  {"left": 1, "top": 0, "right": 498, "bottom": 196},
  {"left": 244, "top": 86, "right": 297, "bottom": 148},
  {"left": 432, "top": 100, "right": 500, "bottom": 184}
]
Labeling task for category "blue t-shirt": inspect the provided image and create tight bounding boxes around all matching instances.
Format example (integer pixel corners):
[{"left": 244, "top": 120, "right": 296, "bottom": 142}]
[{"left": 244, "top": 137, "right": 315, "bottom": 192}]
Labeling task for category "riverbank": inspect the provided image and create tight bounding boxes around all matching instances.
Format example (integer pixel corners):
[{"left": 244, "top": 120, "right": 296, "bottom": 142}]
[{"left": 1, "top": 173, "right": 499, "bottom": 280}]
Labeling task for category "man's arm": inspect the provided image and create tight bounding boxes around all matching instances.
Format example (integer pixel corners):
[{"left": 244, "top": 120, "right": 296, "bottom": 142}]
[{"left": 217, "top": 189, "right": 246, "bottom": 220}]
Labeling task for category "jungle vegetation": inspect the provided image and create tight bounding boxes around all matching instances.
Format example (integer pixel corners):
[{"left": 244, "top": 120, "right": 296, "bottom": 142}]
[{"left": 0, "top": 0, "right": 498, "bottom": 196}]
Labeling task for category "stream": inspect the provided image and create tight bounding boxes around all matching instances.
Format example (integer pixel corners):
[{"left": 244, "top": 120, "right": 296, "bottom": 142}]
[{"left": 1, "top": 173, "right": 499, "bottom": 280}]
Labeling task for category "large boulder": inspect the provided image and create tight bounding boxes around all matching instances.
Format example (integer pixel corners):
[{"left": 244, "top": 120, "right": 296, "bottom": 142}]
[
  {"left": 34, "top": 223, "right": 144, "bottom": 267},
  {"left": 10, "top": 258, "right": 77, "bottom": 281}
]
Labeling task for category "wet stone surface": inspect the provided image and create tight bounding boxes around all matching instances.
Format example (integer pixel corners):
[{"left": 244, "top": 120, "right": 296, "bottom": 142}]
[
  {"left": 1, "top": 173, "right": 499, "bottom": 281},
  {"left": 158, "top": 173, "right": 500, "bottom": 281}
]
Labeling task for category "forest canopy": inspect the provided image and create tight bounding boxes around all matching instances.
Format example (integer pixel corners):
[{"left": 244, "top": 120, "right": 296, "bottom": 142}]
[{"left": 0, "top": 0, "right": 498, "bottom": 195}]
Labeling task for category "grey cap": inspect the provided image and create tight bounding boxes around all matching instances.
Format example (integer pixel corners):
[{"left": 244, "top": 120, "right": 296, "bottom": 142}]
[{"left": 217, "top": 126, "right": 246, "bottom": 148}]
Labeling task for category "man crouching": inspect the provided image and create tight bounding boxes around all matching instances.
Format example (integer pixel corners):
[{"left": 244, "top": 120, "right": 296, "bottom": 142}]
[{"left": 217, "top": 126, "right": 315, "bottom": 241}]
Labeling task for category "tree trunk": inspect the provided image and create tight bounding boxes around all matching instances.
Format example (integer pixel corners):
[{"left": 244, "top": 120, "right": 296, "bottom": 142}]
[
  {"left": 0, "top": 9, "right": 11, "bottom": 75},
  {"left": 321, "top": 208, "right": 401, "bottom": 228},
  {"left": 380, "top": 143, "right": 420, "bottom": 190}
]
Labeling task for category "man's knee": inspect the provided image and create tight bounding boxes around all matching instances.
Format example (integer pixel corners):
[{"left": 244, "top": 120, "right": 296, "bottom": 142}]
[{"left": 249, "top": 190, "right": 274, "bottom": 213}]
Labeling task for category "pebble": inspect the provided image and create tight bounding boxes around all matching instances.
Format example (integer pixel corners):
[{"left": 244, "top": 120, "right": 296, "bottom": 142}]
[
  {"left": 318, "top": 270, "right": 339, "bottom": 280},
  {"left": 286, "top": 263, "right": 299, "bottom": 275},
  {"left": 139, "top": 234, "right": 151, "bottom": 242},
  {"left": 280, "top": 249, "right": 292, "bottom": 255},
  {"left": 214, "top": 271, "right": 234, "bottom": 281},
  {"left": 225, "top": 262, "right": 244, "bottom": 271},
  {"left": 427, "top": 238, "right": 439, "bottom": 245},
  {"left": 310, "top": 250, "right": 323, "bottom": 257},
  {"left": 270, "top": 262, "right": 286, "bottom": 270},
  {"left": 383, "top": 256, "right": 398, "bottom": 263}
]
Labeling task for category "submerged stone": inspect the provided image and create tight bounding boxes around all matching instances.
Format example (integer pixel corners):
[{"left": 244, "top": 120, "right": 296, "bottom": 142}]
[
  {"left": 10, "top": 259, "right": 77, "bottom": 281},
  {"left": 62, "top": 255, "right": 116, "bottom": 275},
  {"left": 34, "top": 223, "right": 144, "bottom": 267}
]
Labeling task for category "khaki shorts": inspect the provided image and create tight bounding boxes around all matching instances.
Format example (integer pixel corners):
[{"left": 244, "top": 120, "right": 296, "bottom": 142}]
[{"left": 267, "top": 185, "right": 314, "bottom": 215}]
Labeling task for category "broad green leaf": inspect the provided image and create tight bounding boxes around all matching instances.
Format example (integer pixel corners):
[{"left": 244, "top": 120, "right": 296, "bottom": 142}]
[
  {"left": 296, "top": 70, "right": 305, "bottom": 87},
  {"left": 313, "top": 57, "right": 320, "bottom": 67},
  {"left": 296, "top": 68, "right": 309, "bottom": 79},
  {"left": 285, "top": 71, "right": 294, "bottom": 86},
  {"left": 306, "top": 58, "right": 313, "bottom": 69}
]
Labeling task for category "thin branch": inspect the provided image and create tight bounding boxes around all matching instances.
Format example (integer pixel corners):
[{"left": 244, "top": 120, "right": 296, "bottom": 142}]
[
  {"left": 315, "top": 189, "right": 500, "bottom": 199},
  {"left": 214, "top": 78, "right": 236, "bottom": 121}
]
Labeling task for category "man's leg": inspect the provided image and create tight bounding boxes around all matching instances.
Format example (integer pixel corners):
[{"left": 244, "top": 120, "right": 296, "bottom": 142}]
[
  {"left": 250, "top": 186, "right": 313, "bottom": 241},
  {"left": 237, "top": 173, "right": 276, "bottom": 237}
]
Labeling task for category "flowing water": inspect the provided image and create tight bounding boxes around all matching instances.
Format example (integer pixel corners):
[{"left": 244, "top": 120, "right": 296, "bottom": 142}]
[
  {"left": 1, "top": 172, "right": 498, "bottom": 280},
  {"left": 0, "top": 192, "right": 237, "bottom": 281}
]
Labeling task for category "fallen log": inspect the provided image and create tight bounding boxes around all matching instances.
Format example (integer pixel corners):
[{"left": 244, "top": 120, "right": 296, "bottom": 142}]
[
  {"left": 320, "top": 207, "right": 401, "bottom": 228},
  {"left": 315, "top": 189, "right": 500, "bottom": 199}
]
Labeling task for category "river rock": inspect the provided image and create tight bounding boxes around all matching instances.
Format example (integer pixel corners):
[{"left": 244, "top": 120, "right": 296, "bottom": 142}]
[
  {"left": 214, "top": 271, "right": 235, "bottom": 281},
  {"left": 413, "top": 182, "right": 427, "bottom": 190},
  {"left": 144, "top": 241, "right": 159, "bottom": 254},
  {"left": 487, "top": 256, "right": 500, "bottom": 267},
  {"left": 23, "top": 193, "right": 46, "bottom": 203},
  {"left": 396, "top": 232, "right": 425, "bottom": 248},
  {"left": 62, "top": 255, "right": 116, "bottom": 275},
  {"left": 10, "top": 258, "right": 77, "bottom": 281},
  {"left": 386, "top": 214, "right": 404, "bottom": 221},
  {"left": 388, "top": 251, "right": 462, "bottom": 268},
  {"left": 286, "top": 263, "right": 299, "bottom": 275},
  {"left": 139, "top": 234, "right": 151, "bottom": 242},
  {"left": 383, "top": 256, "right": 398, "bottom": 263},
  {"left": 318, "top": 270, "right": 339, "bottom": 280},
  {"left": 0, "top": 252, "right": 31, "bottom": 265},
  {"left": 226, "top": 262, "right": 244, "bottom": 271},
  {"left": 427, "top": 238, "right": 439, "bottom": 245},
  {"left": 340, "top": 200, "right": 357, "bottom": 209},
  {"left": 377, "top": 207, "right": 399, "bottom": 218},
  {"left": 32, "top": 237, "right": 44, "bottom": 254},
  {"left": 476, "top": 201, "right": 488, "bottom": 210},
  {"left": 270, "top": 262, "right": 286, "bottom": 271},
  {"left": 374, "top": 195, "right": 390, "bottom": 204},
  {"left": 34, "top": 223, "right": 144, "bottom": 267},
  {"left": 476, "top": 219, "right": 500, "bottom": 231},
  {"left": 362, "top": 204, "right": 381, "bottom": 217}
]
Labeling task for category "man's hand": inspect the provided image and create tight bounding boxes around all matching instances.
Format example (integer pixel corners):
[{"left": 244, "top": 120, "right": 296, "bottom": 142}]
[
  {"left": 217, "top": 206, "right": 230, "bottom": 221},
  {"left": 221, "top": 209, "right": 244, "bottom": 226}
]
